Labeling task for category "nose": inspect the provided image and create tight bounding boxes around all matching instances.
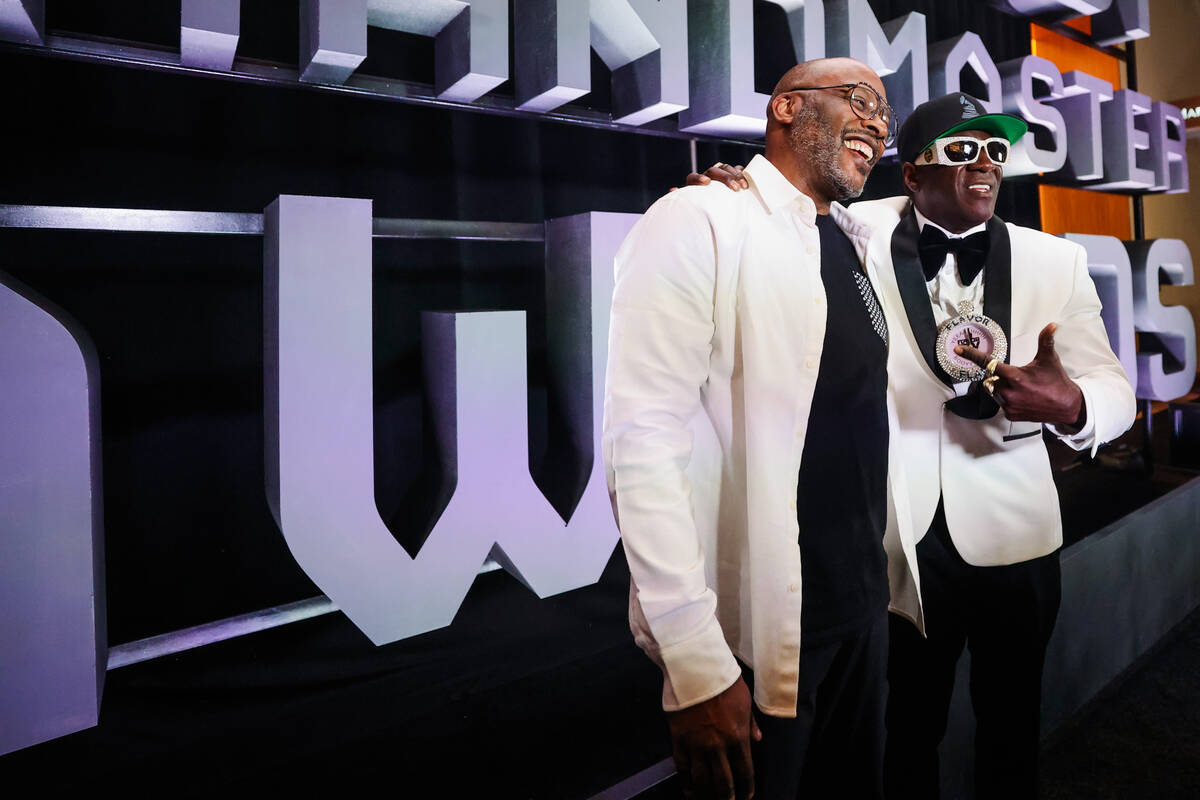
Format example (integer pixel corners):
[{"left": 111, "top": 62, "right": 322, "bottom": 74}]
[
  {"left": 862, "top": 113, "right": 888, "bottom": 143},
  {"left": 969, "top": 150, "right": 1000, "bottom": 171}
]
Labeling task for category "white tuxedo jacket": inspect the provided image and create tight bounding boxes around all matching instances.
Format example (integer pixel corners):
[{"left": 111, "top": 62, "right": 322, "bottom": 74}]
[
  {"left": 846, "top": 198, "right": 1136, "bottom": 605},
  {"left": 603, "top": 156, "right": 922, "bottom": 717}
]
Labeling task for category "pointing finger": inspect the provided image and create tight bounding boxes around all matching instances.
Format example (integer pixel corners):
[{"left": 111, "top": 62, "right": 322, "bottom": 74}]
[{"left": 954, "top": 343, "right": 991, "bottom": 369}]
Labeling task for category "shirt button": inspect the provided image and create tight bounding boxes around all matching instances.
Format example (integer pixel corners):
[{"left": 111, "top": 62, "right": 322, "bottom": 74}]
[
  {"left": 813, "top": 295, "right": 822, "bottom": 305},
  {"left": 805, "top": 358, "right": 817, "bottom": 369},
  {"left": 806, "top": 247, "right": 817, "bottom": 256},
  {"left": 788, "top": 583, "right": 800, "bottom": 593},
  {"left": 789, "top": 498, "right": 797, "bottom": 510}
]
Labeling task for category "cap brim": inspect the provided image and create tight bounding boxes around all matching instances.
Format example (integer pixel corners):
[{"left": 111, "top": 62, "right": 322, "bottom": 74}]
[{"left": 920, "top": 113, "right": 1030, "bottom": 154}]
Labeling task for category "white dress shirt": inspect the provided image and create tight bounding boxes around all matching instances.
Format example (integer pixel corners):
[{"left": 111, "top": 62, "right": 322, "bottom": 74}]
[
  {"left": 603, "top": 154, "right": 921, "bottom": 716},
  {"left": 913, "top": 207, "right": 987, "bottom": 327}
]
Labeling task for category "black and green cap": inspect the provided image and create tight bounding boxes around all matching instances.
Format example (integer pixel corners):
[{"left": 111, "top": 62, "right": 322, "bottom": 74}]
[{"left": 897, "top": 92, "right": 1029, "bottom": 165}]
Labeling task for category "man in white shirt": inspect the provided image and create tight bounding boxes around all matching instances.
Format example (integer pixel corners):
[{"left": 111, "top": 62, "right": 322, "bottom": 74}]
[
  {"left": 689, "top": 92, "right": 1136, "bottom": 799},
  {"left": 603, "top": 58, "right": 924, "bottom": 800}
]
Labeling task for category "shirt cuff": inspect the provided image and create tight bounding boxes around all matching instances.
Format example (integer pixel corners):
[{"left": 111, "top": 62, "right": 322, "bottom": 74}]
[
  {"left": 657, "top": 619, "right": 742, "bottom": 711},
  {"left": 1046, "top": 382, "right": 1097, "bottom": 452}
]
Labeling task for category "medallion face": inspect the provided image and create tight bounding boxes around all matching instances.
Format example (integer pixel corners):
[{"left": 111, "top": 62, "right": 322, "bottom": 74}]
[{"left": 935, "top": 302, "right": 1008, "bottom": 383}]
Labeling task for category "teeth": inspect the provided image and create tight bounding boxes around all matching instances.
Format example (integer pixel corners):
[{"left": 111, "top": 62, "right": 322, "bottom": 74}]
[
  {"left": 969, "top": 184, "right": 990, "bottom": 192},
  {"left": 844, "top": 139, "right": 872, "bottom": 158}
]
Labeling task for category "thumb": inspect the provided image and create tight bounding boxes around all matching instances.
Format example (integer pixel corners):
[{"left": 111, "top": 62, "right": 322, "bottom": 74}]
[
  {"left": 1035, "top": 322, "right": 1059, "bottom": 362},
  {"left": 751, "top": 715, "right": 762, "bottom": 742}
]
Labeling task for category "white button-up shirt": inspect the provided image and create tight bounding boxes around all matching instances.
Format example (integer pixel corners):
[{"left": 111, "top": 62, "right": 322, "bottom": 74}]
[
  {"left": 603, "top": 155, "right": 920, "bottom": 716},
  {"left": 914, "top": 207, "right": 987, "bottom": 327}
]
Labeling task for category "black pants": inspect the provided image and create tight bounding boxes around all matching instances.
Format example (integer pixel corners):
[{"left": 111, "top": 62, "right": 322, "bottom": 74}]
[
  {"left": 745, "top": 611, "right": 889, "bottom": 800},
  {"left": 884, "top": 504, "right": 1061, "bottom": 800}
]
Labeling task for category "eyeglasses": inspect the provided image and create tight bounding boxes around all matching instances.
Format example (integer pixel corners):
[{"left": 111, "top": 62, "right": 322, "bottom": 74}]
[
  {"left": 781, "top": 82, "right": 896, "bottom": 146},
  {"left": 915, "top": 136, "right": 1010, "bottom": 167}
]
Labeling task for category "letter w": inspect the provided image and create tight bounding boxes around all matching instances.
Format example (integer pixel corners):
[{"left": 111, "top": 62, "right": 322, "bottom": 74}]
[{"left": 264, "top": 196, "right": 638, "bottom": 644}]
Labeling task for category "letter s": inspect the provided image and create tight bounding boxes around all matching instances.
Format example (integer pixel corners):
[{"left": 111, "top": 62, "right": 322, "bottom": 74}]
[{"left": 1126, "top": 239, "right": 1196, "bottom": 401}]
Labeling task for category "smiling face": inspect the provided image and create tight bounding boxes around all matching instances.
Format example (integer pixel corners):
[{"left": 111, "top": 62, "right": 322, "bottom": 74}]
[
  {"left": 788, "top": 90, "right": 883, "bottom": 203},
  {"left": 902, "top": 129, "right": 1003, "bottom": 233},
  {"left": 766, "top": 58, "right": 889, "bottom": 210}
]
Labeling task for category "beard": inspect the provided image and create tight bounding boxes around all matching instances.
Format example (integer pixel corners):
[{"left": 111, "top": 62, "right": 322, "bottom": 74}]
[{"left": 789, "top": 102, "right": 864, "bottom": 202}]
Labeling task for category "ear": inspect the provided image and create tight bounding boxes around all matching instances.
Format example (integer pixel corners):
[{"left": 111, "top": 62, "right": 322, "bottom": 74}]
[
  {"left": 901, "top": 162, "right": 921, "bottom": 195},
  {"left": 769, "top": 92, "right": 798, "bottom": 125}
]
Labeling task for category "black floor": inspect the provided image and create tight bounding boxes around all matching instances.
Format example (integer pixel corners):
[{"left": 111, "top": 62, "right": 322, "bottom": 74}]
[
  {"left": 635, "top": 606, "right": 1200, "bottom": 800},
  {"left": 1040, "top": 605, "right": 1200, "bottom": 800},
  {"left": 2, "top": 444, "right": 1195, "bottom": 799}
]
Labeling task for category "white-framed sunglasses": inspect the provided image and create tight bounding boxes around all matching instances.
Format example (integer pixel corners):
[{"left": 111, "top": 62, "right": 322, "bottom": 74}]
[{"left": 914, "top": 136, "right": 1010, "bottom": 166}]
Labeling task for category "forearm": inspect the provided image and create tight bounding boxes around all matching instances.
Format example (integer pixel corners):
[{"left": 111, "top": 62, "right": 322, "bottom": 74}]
[
  {"left": 1051, "top": 258, "right": 1138, "bottom": 449},
  {"left": 603, "top": 192, "right": 737, "bottom": 708}
]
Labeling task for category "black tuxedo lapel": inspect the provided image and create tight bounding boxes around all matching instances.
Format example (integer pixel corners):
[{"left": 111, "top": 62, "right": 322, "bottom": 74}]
[
  {"left": 981, "top": 214, "right": 1011, "bottom": 361},
  {"left": 891, "top": 207, "right": 954, "bottom": 388}
]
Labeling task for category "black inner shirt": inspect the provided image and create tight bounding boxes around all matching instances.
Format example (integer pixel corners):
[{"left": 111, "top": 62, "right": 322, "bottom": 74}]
[{"left": 796, "top": 214, "right": 891, "bottom": 645}]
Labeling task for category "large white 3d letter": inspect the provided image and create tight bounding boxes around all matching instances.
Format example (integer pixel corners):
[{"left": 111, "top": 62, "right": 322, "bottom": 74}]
[
  {"left": 825, "top": 0, "right": 927, "bottom": 131},
  {"left": 999, "top": 55, "right": 1067, "bottom": 177},
  {"left": 513, "top": 0, "right": 591, "bottom": 111},
  {"left": 299, "top": 0, "right": 367, "bottom": 84},
  {"left": 678, "top": 0, "right": 824, "bottom": 137},
  {"left": 265, "top": 197, "right": 638, "bottom": 643},
  {"left": 1147, "top": 102, "right": 1189, "bottom": 194},
  {"left": 928, "top": 32, "right": 1002, "bottom": 113},
  {"left": 1044, "top": 71, "right": 1113, "bottom": 182},
  {"left": 0, "top": 274, "right": 105, "bottom": 756},
  {"left": 181, "top": 0, "right": 240, "bottom": 71},
  {"left": 1126, "top": 239, "right": 1196, "bottom": 401},
  {"left": 514, "top": 0, "right": 689, "bottom": 121},
  {"left": 0, "top": 0, "right": 42, "bottom": 44},
  {"left": 370, "top": 0, "right": 508, "bottom": 101},
  {"left": 591, "top": 0, "right": 689, "bottom": 125},
  {"left": 1065, "top": 234, "right": 1138, "bottom": 384},
  {"left": 1092, "top": 89, "right": 1155, "bottom": 191},
  {"left": 982, "top": 0, "right": 1112, "bottom": 17},
  {"left": 1092, "top": 0, "right": 1149, "bottom": 47}
]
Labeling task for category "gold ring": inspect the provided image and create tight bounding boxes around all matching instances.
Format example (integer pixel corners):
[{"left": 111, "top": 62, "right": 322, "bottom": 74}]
[
  {"left": 983, "top": 375, "right": 999, "bottom": 395},
  {"left": 985, "top": 358, "right": 1000, "bottom": 377}
]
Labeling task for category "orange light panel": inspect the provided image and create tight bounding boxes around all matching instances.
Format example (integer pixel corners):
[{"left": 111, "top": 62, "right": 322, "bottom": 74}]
[
  {"left": 1030, "top": 22, "right": 1129, "bottom": 239},
  {"left": 1038, "top": 184, "right": 1131, "bottom": 238},
  {"left": 1029, "top": 23, "right": 1120, "bottom": 88}
]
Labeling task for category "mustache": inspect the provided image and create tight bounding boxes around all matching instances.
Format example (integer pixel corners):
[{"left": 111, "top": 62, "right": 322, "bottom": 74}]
[{"left": 843, "top": 128, "right": 885, "bottom": 162}]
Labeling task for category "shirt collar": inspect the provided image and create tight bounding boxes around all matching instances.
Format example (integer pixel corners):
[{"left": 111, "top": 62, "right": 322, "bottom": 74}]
[
  {"left": 913, "top": 205, "right": 987, "bottom": 239},
  {"left": 743, "top": 154, "right": 818, "bottom": 226}
]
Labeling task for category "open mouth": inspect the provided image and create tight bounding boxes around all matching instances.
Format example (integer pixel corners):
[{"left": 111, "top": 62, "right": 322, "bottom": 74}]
[
  {"left": 967, "top": 182, "right": 994, "bottom": 195},
  {"left": 843, "top": 137, "right": 874, "bottom": 163}
]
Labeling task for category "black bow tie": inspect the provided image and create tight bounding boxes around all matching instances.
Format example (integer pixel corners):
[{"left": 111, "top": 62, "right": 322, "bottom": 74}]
[{"left": 918, "top": 225, "right": 990, "bottom": 284}]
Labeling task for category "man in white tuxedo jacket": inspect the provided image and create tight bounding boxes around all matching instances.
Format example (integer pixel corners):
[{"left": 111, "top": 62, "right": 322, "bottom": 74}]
[
  {"left": 849, "top": 94, "right": 1137, "bottom": 800},
  {"left": 687, "top": 92, "right": 1136, "bottom": 799}
]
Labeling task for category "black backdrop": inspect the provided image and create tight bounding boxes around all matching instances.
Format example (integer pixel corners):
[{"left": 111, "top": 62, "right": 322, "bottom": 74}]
[{"left": 0, "top": 2, "right": 1078, "bottom": 796}]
